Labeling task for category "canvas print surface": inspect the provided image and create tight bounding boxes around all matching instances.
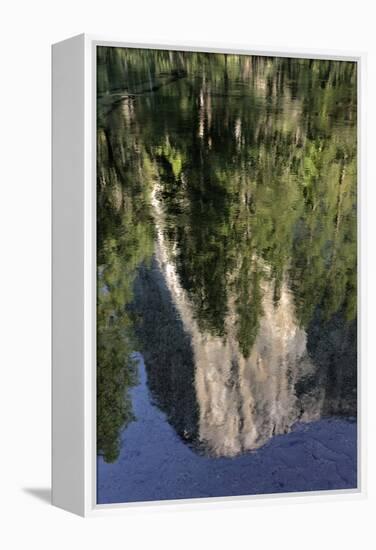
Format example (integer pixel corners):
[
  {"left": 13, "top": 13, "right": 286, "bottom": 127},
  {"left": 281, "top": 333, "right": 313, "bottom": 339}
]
[{"left": 96, "top": 46, "right": 357, "bottom": 504}]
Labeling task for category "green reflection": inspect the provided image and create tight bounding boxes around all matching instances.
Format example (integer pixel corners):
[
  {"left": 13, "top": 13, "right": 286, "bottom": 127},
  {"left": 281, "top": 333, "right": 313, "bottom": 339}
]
[
  {"left": 96, "top": 85, "right": 155, "bottom": 462},
  {"left": 97, "top": 47, "right": 357, "bottom": 462}
]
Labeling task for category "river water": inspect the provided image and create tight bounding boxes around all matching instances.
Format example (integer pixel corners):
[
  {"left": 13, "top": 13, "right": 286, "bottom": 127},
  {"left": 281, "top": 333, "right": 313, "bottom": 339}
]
[{"left": 96, "top": 48, "right": 357, "bottom": 503}]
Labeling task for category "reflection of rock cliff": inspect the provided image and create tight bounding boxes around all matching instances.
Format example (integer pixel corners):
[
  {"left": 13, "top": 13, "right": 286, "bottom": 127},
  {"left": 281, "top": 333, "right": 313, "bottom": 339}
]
[
  {"left": 193, "top": 279, "right": 317, "bottom": 457},
  {"left": 154, "top": 225, "right": 318, "bottom": 456},
  {"left": 131, "top": 184, "right": 356, "bottom": 458}
]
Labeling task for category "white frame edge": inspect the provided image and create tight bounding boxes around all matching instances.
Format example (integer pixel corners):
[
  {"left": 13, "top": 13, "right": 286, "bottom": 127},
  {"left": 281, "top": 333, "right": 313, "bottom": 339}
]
[{"left": 51, "top": 33, "right": 367, "bottom": 517}]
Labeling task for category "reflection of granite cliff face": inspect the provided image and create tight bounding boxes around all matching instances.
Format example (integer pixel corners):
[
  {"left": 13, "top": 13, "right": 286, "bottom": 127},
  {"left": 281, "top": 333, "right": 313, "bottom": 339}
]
[
  {"left": 192, "top": 279, "right": 317, "bottom": 457},
  {"left": 131, "top": 185, "right": 356, "bottom": 458}
]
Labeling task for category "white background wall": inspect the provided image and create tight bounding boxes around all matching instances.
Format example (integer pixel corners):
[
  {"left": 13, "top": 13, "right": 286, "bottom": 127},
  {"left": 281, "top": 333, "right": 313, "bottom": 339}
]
[{"left": 1, "top": 0, "right": 375, "bottom": 548}]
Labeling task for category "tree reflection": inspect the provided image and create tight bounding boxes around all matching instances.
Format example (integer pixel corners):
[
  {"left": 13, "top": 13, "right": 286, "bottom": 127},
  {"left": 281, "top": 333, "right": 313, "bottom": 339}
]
[
  {"left": 97, "top": 47, "right": 357, "bottom": 460},
  {"left": 96, "top": 93, "right": 155, "bottom": 462}
]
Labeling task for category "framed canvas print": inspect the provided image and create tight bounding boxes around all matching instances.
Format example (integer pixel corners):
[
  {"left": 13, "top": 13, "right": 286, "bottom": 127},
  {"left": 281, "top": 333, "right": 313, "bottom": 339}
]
[{"left": 52, "top": 34, "right": 365, "bottom": 516}]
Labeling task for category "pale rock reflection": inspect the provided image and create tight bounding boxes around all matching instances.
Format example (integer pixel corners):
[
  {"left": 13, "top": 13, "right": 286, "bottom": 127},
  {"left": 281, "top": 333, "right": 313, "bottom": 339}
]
[{"left": 151, "top": 183, "right": 320, "bottom": 457}]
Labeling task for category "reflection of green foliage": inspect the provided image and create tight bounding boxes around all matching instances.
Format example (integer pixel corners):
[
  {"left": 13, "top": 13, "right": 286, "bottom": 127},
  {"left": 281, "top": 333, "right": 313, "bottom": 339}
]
[
  {"left": 155, "top": 140, "right": 185, "bottom": 179},
  {"left": 236, "top": 260, "right": 263, "bottom": 358},
  {"left": 97, "top": 47, "right": 357, "bottom": 457},
  {"left": 97, "top": 330, "right": 137, "bottom": 463},
  {"left": 96, "top": 86, "right": 155, "bottom": 462},
  {"left": 291, "top": 131, "right": 357, "bottom": 326}
]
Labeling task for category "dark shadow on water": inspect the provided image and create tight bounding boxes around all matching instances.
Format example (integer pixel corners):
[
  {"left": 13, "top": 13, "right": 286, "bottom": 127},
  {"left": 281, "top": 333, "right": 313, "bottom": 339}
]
[
  {"left": 131, "top": 258, "right": 199, "bottom": 446},
  {"left": 23, "top": 487, "right": 51, "bottom": 504}
]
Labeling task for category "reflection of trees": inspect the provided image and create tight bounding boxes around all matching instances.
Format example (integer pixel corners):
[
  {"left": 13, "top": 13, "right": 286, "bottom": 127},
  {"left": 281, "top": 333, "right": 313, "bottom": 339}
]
[
  {"left": 97, "top": 47, "right": 357, "bottom": 459},
  {"left": 96, "top": 97, "right": 155, "bottom": 463},
  {"left": 117, "top": 50, "right": 357, "bottom": 345}
]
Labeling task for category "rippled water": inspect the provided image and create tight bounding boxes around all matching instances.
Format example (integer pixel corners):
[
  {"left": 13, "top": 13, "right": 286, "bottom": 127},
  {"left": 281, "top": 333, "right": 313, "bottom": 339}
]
[{"left": 96, "top": 48, "right": 357, "bottom": 501}]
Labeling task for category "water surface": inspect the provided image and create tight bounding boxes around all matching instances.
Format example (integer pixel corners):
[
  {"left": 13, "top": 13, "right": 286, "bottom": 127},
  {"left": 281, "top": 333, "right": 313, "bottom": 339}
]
[{"left": 96, "top": 48, "right": 357, "bottom": 502}]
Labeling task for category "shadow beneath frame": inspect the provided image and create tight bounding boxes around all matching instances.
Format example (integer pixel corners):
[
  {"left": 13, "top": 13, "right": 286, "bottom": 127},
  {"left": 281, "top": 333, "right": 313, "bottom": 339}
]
[{"left": 23, "top": 487, "right": 51, "bottom": 504}]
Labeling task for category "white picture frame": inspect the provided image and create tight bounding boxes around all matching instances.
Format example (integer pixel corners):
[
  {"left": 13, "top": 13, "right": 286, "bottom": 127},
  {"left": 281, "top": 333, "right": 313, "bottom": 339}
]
[{"left": 52, "top": 34, "right": 366, "bottom": 517}]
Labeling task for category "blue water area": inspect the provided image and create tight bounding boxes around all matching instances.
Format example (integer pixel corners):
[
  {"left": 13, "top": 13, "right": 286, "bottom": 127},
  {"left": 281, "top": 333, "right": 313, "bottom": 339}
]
[{"left": 97, "top": 354, "right": 357, "bottom": 504}]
